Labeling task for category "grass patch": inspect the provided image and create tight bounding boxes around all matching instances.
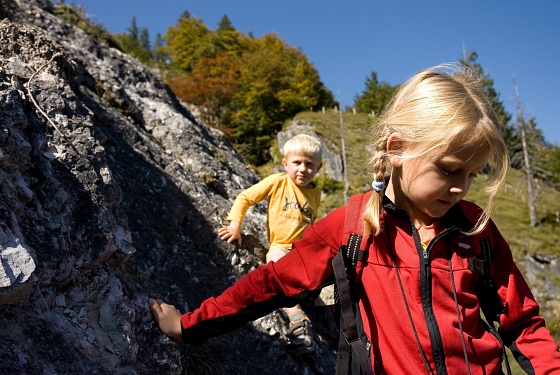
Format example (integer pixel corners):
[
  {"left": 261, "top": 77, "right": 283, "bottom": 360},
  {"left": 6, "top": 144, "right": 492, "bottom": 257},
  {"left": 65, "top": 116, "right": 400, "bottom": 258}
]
[{"left": 466, "top": 168, "right": 560, "bottom": 261}]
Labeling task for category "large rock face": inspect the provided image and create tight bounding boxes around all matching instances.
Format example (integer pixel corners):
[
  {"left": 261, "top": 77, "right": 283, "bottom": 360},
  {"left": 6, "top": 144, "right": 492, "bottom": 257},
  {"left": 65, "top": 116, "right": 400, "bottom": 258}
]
[{"left": 0, "top": 0, "right": 338, "bottom": 373}]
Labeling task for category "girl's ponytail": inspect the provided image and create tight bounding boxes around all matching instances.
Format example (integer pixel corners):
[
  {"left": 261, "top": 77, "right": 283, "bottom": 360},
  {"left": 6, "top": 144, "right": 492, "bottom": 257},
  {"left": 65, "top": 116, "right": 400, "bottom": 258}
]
[{"left": 363, "top": 149, "right": 388, "bottom": 235}]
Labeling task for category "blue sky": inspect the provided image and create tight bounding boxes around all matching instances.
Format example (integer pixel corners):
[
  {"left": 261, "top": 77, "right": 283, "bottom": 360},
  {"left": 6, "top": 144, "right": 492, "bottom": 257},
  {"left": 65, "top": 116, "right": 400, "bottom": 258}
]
[{"left": 75, "top": 0, "right": 559, "bottom": 144}]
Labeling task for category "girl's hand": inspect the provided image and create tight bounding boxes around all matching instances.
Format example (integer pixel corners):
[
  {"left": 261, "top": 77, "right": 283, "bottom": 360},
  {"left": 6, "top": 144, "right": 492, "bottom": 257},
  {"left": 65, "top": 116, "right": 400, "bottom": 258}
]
[
  {"left": 218, "top": 221, "right": 242, "bottom": 246},
  {"left": 149, "top": 298, "right": 183, "bottom": 341}
]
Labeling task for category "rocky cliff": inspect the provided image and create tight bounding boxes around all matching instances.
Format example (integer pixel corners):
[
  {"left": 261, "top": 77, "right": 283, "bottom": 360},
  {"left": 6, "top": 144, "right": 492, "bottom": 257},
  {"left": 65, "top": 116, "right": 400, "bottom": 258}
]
[{"left": 0, "top": 0, "right": 338, "bottom": 373}]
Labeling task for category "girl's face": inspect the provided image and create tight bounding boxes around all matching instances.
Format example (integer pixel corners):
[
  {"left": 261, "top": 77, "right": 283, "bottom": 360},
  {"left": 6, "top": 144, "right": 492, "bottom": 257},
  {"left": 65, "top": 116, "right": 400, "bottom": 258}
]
[{"left": 386, "top": 136, "right": 490, "bottom": 227}]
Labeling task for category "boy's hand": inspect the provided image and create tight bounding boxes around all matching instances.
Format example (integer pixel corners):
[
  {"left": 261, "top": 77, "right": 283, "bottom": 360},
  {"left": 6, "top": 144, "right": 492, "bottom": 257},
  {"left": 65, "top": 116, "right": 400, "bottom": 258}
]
[
  {"left": 218, "top": 221, "right": 242, "bottom": 246},
  {"left": 149, "top": 298, "right": 183, "bottom": 341}
]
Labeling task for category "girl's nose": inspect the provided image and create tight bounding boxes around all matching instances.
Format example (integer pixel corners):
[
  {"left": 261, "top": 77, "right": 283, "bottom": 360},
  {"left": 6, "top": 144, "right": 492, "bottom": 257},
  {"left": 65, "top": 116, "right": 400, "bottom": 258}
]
[
  {"left": 450, "top": 177, "right": 469, "bottom": 195},
  {"left": 450, "top": 186, "right": 464, "bottom": 195}
]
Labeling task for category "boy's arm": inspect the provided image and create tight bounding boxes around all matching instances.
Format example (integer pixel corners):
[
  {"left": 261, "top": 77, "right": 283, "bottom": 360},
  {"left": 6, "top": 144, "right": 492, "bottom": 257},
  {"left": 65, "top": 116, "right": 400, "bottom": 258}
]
[
  {"left": 219, "top": 175, "right": 278, "bottom": 245},
  {"left": 227, "top": 176, "right": 277, "bottom": 222}
]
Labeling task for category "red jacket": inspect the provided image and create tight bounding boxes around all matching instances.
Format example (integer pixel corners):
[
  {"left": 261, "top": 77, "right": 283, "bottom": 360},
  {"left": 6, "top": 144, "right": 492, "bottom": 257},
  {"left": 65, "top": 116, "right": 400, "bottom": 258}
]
[{"left": 181, "top": 195, "right": 560, "bottom": 375}]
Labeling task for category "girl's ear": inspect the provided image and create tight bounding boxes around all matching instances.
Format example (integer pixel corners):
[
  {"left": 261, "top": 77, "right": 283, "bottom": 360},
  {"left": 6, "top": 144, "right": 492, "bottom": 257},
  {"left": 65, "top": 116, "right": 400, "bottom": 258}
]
[{"left": 387, "top": 133, "right": 404, "bottom": 167}]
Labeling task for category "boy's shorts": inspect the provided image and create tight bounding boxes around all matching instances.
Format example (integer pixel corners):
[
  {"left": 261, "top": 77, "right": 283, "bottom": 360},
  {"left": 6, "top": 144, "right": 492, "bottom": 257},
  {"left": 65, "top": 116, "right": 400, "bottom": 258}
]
[
  {"left": 314, "top": 284, "right": 335, "bottom": 306},
  {"left": 266, "top": 246, "right": 290, "bottom": 263}
]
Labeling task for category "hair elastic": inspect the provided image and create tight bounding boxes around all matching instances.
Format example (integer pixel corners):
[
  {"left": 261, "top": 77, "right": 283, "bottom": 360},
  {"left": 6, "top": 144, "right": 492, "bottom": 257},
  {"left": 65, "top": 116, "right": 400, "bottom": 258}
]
[{"left": 372, "top": 180, "right": 385, "bottom": 192}]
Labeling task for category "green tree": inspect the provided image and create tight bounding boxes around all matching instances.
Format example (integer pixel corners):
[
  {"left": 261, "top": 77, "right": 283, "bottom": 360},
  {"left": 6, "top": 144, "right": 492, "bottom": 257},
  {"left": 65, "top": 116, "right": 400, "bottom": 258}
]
[
  {"left": 230, "top": 33, "right": 334, "bottom": 164},
  {"left": 354, "top": 71, "right": 397, "bottom": 115},
  {"left": 114, "top": 17, "right": 152, "bottom": 63},
  {"left": 139, "top": 28, "right": 150, "bottom": 52},
  {"left": 541, "top": 144, "right": 560, "bottom": 188},
  {"left": 217, "top": 14, "right": 234, "bottom": 32},
  {"left": 152, "top": 32, "right": 168, "bottom": 64},
  {"left": 460, "top": 51, "right": 516, "bottom": 152},
  {"left": 210, "top": 20, "right": 245, "bottom": 57},
  {"left": 165, "top": 14, "right": 210, "bottom": 71},
  {"left": 514, "top": 116, "right": 560, "bottom": 189}
]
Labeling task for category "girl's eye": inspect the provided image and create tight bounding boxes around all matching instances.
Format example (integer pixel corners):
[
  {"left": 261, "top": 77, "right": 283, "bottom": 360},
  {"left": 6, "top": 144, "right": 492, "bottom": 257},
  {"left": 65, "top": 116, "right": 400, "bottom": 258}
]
[{"left": 441, "top": 168, "right": 454, "bottom": 176}]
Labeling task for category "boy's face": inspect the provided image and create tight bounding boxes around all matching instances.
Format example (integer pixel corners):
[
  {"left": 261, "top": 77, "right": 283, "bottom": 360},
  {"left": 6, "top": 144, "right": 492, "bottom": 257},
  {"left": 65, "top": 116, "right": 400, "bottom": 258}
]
[{"left": 283, "top": 153, "right": 322, "bottom": 188}]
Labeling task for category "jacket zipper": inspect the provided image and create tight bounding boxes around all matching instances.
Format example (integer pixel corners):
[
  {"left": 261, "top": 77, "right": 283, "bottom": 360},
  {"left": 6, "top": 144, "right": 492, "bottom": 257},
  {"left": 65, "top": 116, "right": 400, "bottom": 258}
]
[{"left": 416, "top": 224, "right": 454, "bottom": 375}]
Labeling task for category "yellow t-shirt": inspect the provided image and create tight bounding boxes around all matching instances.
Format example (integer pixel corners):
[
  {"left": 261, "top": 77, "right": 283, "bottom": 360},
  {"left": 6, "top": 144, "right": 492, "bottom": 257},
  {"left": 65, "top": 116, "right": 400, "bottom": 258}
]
[{"left": 227, "top": 173, "right": 321, "bottom": 250}]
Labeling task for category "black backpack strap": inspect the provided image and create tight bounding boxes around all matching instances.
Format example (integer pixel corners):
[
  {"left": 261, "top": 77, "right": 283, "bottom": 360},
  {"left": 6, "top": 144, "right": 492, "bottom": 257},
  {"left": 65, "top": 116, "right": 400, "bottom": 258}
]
[
  {"left": 471, "top": 238, "right": 503, "bottom": 320},
  {"left": 470, "top": 237, "right": 512, "bottom": 375},
  {"left": 334, "top": 250, "right": 372, "bottom": 375},
  {"left": 334, "top": 193, "right": 374, "bottom": 375}
]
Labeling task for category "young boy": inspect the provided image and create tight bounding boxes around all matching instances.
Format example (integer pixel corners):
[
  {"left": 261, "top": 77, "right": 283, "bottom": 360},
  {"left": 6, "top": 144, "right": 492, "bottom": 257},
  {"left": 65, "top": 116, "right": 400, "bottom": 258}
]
[{"left": 218, "top": 133, "right": 323, "bottom": 355}]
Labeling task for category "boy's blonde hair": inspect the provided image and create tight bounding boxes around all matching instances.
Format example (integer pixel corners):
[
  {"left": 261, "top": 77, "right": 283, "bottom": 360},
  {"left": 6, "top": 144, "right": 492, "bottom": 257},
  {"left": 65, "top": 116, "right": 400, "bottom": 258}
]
[
  {"left": 364, "top": 63, "right": 509, "bottom": 235},
  {"left": 283, "top": 134, "right": 323, "bottom": 160}
]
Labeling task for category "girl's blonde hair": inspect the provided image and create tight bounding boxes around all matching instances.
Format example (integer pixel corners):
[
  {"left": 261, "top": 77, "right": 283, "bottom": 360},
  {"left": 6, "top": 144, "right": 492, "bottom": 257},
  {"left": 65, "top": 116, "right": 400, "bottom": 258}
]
[
  {"left": 364, "top": 63, "right": 509, "bottom": 235},
  {"left": 283, "top": 134, "right": 323, "bottom": 160}
]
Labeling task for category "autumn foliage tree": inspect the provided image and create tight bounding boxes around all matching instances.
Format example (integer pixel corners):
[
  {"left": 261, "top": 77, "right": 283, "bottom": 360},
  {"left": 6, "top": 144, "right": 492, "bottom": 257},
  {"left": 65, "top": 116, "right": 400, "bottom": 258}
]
[
  {"left": 167, "top": 52, "right": 241, "bottom": 132},
  {"left": 164, "top": 13, "right": 334, "bottom": 165},
  {"left": 229, "top": 34, "right": 334, "bottom": 164}
]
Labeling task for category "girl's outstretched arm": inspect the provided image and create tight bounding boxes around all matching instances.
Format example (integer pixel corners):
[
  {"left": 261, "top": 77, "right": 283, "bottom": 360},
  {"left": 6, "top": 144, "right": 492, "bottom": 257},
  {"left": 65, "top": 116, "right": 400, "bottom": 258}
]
[{"left": 149, "top": 298, "right": 183, "bottom": 341}]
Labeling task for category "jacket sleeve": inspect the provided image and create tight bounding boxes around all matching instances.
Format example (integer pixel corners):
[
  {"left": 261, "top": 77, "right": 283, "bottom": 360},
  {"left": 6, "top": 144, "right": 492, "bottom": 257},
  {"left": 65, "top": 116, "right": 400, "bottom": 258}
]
[
  {"left": 488, "top": 220, "right": 560, "bottom": 374},
  {"left": 180, "top": 206, "right": 346, "bottom": 345}
]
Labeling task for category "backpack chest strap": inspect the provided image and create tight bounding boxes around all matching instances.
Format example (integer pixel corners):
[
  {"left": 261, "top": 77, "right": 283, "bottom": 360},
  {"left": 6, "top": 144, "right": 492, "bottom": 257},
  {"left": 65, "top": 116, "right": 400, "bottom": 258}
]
[{"left": 334, "top": 192, "right": 375, "bottom": 375}]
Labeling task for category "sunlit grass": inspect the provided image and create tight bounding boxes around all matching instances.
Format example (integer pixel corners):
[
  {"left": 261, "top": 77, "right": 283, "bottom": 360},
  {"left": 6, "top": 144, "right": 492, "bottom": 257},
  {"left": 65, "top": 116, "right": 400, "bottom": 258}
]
[{"left": 466, "top": 168, "right": 560, "bottom": 260}]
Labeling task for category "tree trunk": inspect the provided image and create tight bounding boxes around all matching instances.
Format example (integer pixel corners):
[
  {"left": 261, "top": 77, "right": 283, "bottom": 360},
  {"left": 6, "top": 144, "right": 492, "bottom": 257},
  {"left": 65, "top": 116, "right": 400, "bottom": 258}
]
[{"left": 514, "top": 77, "right": 538, "bottom": 227}]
